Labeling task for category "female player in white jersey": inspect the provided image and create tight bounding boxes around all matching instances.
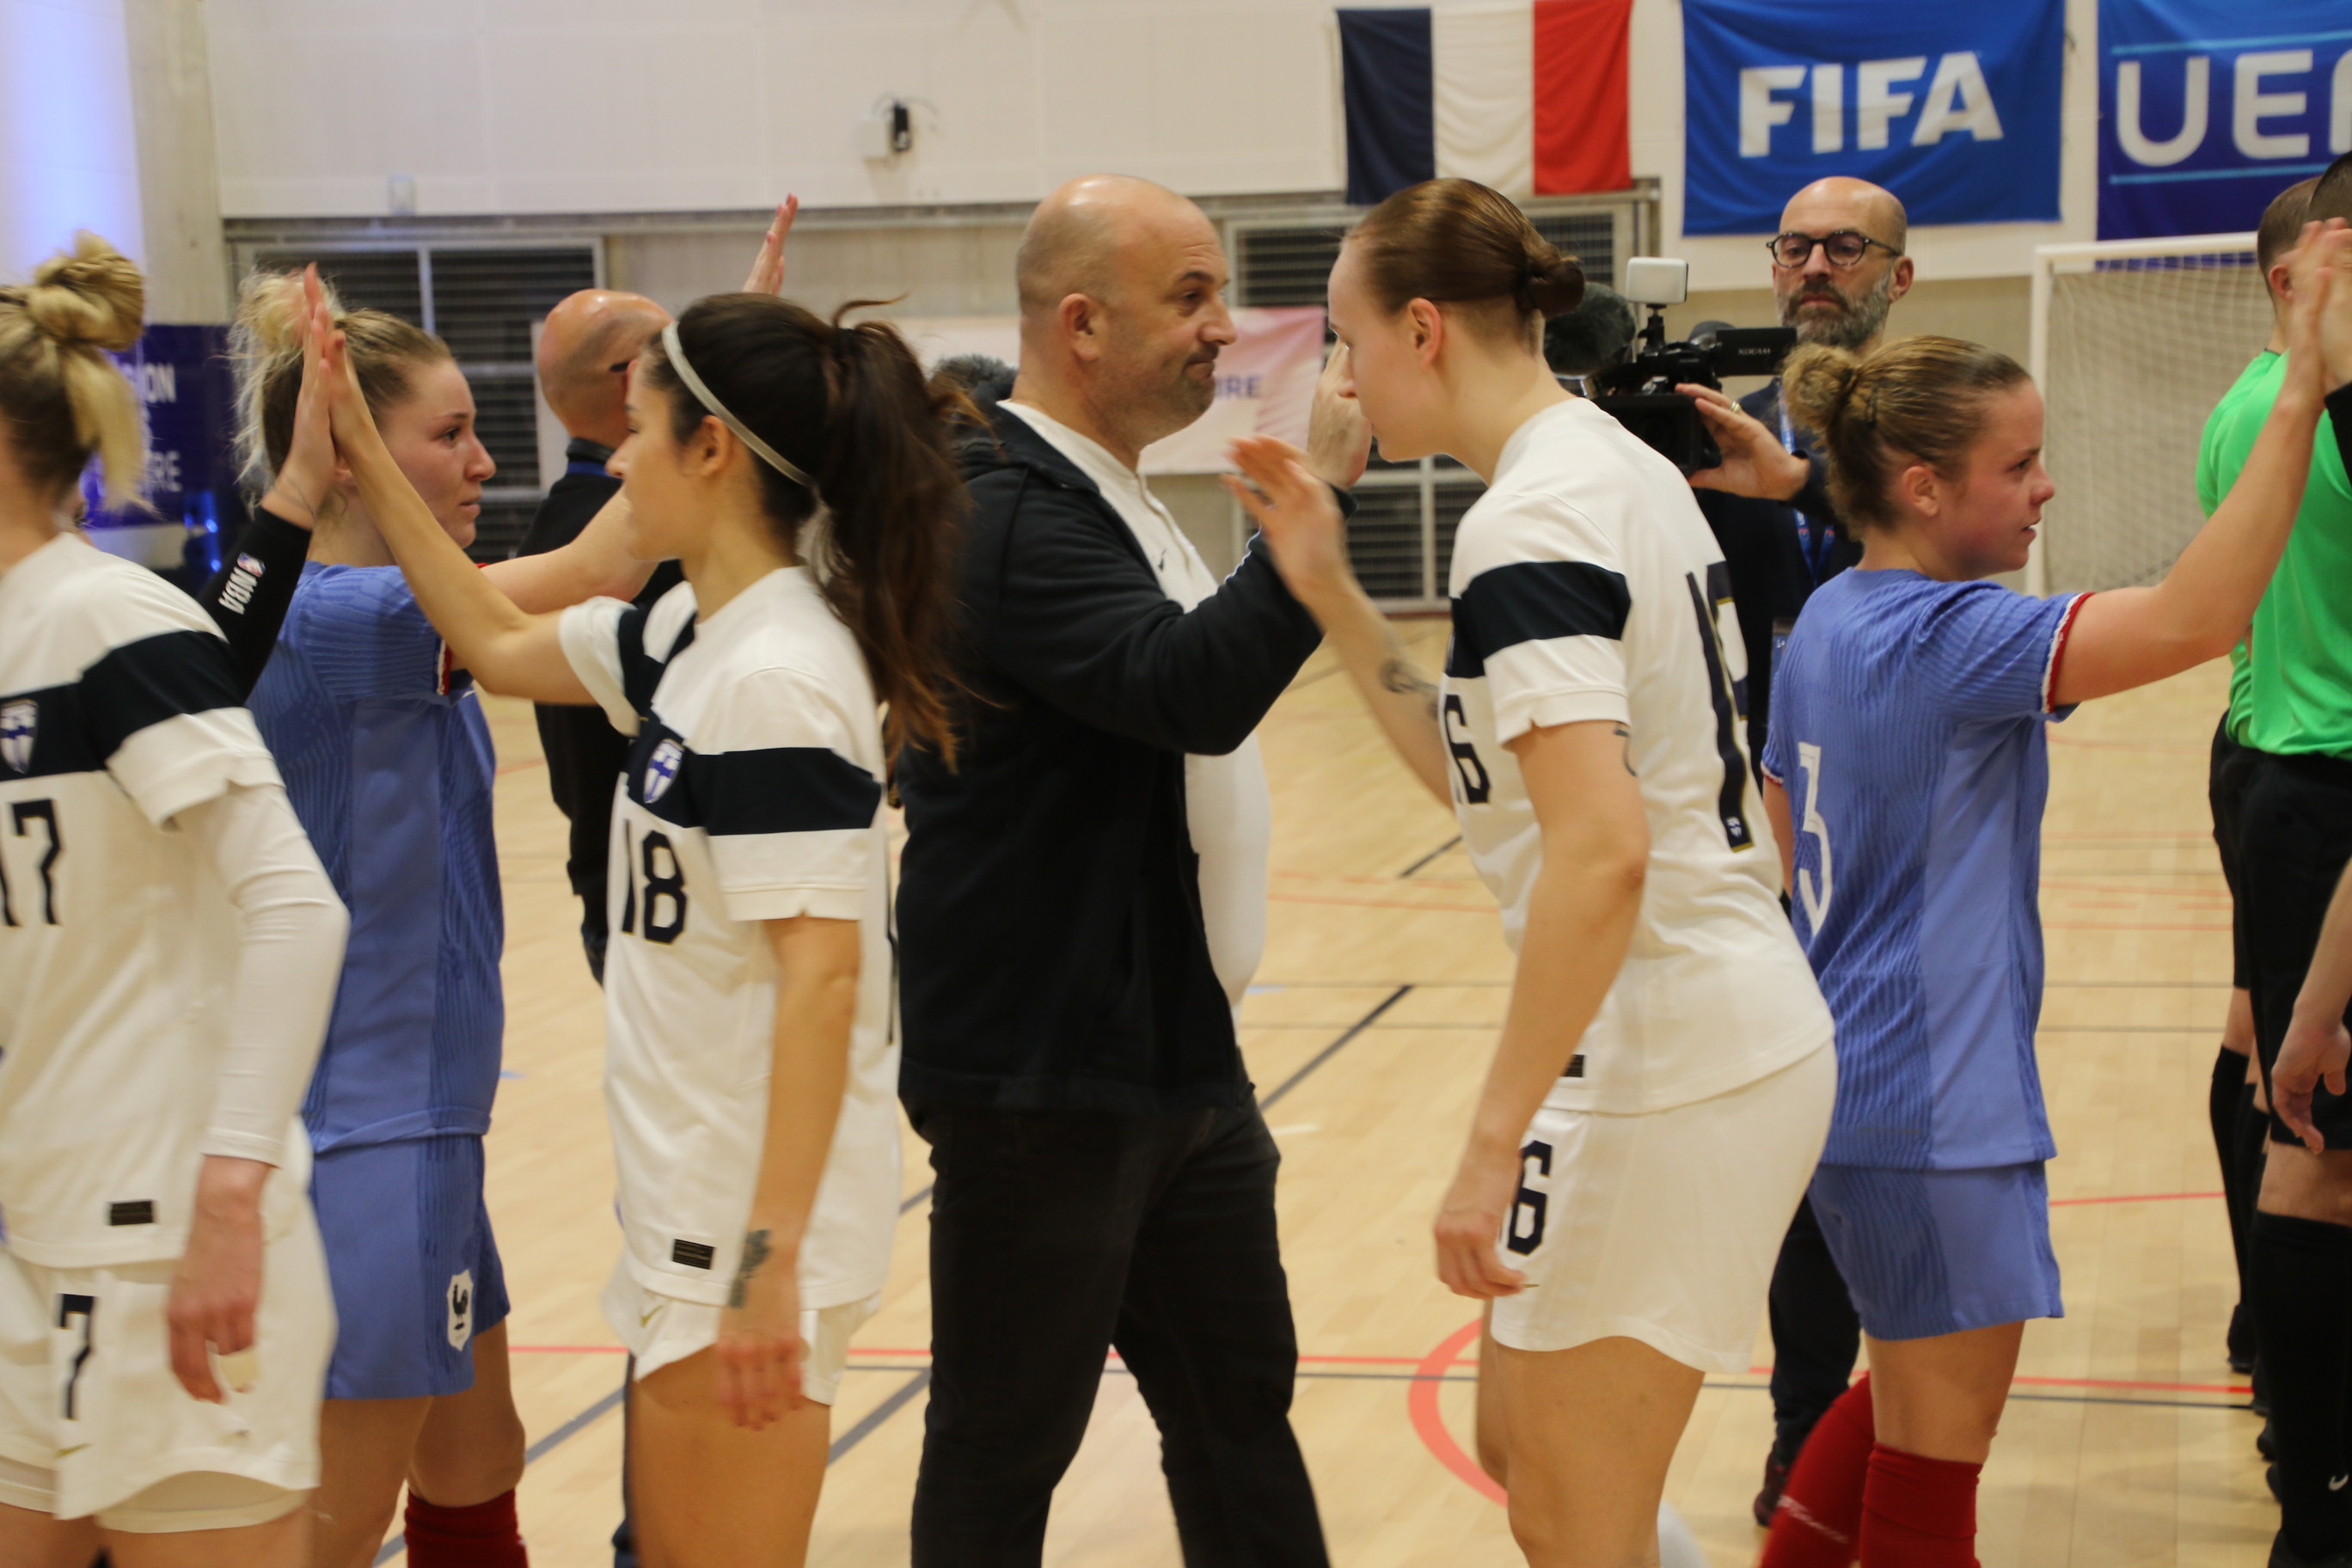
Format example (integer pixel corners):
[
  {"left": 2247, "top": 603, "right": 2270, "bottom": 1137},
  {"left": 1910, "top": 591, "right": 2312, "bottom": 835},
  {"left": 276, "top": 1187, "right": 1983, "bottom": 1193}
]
[
  {"left": 1230, "top": 178, "right": 1836, "bottom": 1567},
  {"left": 0, "top": 236, "right": 348, "bottom": 1566},
  {"left": 231, "top": 268, "right": 652, "bottom": 1568},
  {"left": 1750, "top": 225, "right": 2352, "bottom": 1568},
  {"left": 308, "top": 285, "right": 961, "bottom": 1566}
]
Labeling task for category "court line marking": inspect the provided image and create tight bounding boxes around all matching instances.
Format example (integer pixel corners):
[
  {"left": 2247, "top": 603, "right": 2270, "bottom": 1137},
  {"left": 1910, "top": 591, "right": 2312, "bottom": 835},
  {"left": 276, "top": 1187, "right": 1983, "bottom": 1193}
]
[
  {"left": 830, "top": 1369, "right": 930, "bottom": 1462},
  {"left": 1397, "top": 836, "right": 1463, "bottom": 879},
  {"left": 893, "top": 983, "right": 1413, "bottom": 1218}
]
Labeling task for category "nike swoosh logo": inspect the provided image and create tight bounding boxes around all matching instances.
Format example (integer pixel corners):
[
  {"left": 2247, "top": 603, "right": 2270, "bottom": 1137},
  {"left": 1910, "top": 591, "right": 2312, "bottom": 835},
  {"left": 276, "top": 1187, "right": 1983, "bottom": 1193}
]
[
  {"left": 640, "top": 1307, "right": 658, "bottom": 1326},
  {"left": 55, "top": 1445, "right": 89, "bottom": 1459},
  {"left": 2331, "top": 1475, "right": 2348, "bottom": 1491}
]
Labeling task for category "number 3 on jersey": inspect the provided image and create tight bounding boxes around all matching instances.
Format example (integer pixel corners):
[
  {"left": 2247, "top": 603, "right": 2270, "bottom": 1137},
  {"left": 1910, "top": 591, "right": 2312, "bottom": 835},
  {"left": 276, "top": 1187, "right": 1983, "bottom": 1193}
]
[
  {"left": 616, "top": 824, "right": 688, "bottom": 945},
  {"left": 1792, "top": 741, "right": 1833, "bottom": 928}
]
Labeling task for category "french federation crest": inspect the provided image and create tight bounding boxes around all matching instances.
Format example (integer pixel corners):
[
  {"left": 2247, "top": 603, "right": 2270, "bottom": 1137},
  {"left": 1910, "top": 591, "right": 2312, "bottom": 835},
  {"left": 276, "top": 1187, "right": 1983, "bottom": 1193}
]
[
  {"left": 641, "top": 738, "right": 683, "bottom": 805},
  {"left": 0, "top": 700, "right": 34, "bottom": 775}
]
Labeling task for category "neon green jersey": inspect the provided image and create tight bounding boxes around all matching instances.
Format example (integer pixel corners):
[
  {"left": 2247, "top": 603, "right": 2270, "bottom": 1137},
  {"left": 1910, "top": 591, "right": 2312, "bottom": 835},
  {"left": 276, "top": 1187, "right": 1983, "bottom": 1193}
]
[{"left": 2197, "top": 351, "right": 2352, "bottom": 755}]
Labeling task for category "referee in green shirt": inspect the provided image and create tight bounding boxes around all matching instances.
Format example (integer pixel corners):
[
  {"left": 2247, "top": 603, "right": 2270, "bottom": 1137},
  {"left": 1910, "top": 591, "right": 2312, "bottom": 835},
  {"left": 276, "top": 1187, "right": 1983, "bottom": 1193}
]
[{"left": 2205, "top": 153, "right": 2352, "bottom": 1568}]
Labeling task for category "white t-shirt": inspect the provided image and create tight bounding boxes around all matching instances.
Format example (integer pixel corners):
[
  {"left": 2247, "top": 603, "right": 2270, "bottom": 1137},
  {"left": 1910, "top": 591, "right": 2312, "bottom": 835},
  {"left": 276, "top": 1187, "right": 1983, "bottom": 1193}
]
[
  {"left": 1443, "top": 399, "right": 1831, "bottom": 1114},
  {"left": 0, "top": 534, "right": 309, "bottom": 1267},
  {"left": 560, "top": 567, "right": 897, "bottom": 1310},
  {"left": 1000, "top": 399, "right": 1271, "bottom": 1007}
]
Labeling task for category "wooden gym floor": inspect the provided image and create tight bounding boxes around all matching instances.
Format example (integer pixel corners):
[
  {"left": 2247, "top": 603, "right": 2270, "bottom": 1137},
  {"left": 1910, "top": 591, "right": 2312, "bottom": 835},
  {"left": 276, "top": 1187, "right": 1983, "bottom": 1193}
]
[{"left": 412, "top": 622, "right": 2266, "bottom": 1566}]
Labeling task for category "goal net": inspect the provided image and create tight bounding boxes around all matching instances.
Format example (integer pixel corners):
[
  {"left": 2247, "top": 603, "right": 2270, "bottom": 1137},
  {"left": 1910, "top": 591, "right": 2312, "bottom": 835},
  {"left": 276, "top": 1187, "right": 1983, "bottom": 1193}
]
[{"left": 2031, "top": 234, "right": 2273, "bottom": 596}]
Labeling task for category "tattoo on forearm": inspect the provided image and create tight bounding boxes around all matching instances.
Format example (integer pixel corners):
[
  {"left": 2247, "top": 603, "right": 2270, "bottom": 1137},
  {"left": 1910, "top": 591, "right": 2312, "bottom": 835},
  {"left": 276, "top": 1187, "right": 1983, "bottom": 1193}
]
[
  {"left": 1377, "top": 634, "right": 1441, "bottom": 723},
  {"left": 727, "top": 1228, "right": 773, "bottom": 1309},
  {"left": 1615, "top": 724, "right": 1637, "bottom": 776}
]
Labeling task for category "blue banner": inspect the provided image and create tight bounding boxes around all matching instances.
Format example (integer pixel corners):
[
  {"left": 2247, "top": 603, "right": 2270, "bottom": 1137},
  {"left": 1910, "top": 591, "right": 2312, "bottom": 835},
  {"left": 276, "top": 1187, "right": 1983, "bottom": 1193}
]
[
  {"left": 2098, "top": 1, "right": 2351, "bottom": 241},
  {"left": 83, "top": 324, "right": 244, "bottom": 588},
  {"left": 1682, "top": 0, "right": 2064, "bottom": 235}
]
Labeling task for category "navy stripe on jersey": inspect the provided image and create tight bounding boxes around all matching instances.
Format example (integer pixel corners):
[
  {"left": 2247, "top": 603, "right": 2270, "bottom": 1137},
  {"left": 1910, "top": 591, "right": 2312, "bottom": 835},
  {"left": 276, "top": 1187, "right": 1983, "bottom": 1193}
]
[
  {"left": 625, "top": 720, "right": 881, "bottom": 835},
  {"left": 0, "top": 630, "right": 241, "bottom": 780},
  {"left": 617, "top": 605, "right": 698, "bottom": 722},
  {"left": 1445, "top": 560, "right": 1631, "bottom": 678}
]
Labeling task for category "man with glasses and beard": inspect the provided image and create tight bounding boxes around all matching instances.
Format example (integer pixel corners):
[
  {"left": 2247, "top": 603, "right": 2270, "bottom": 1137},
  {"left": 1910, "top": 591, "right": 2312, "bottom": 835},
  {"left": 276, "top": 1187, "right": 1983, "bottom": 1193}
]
[
  {"left": 1674, "top": 175, "right": 1914, "bottom": 1528},
  {"left": 893, "top": 173, "right": 1366, "bottom": 1566}
]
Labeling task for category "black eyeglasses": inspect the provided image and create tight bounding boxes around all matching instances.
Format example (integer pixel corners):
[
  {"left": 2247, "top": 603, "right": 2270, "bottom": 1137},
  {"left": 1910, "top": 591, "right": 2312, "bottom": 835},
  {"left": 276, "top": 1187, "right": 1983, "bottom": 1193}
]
[{"left": 1767, "top": 230, "right": 1902, "bottom": 269}]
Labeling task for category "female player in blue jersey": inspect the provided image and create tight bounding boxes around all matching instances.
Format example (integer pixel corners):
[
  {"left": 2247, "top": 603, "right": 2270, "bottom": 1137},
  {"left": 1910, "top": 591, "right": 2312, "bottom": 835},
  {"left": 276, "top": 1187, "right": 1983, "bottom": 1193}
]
[
  {"left": 301, "top": 282, "right": 959, "bottom": 1566},
  {"left": 231, "top": 268, "right": 653, "bottom": 1568},
  {"left": 1754, "top": 222, "right": 2352, "bottom": 1568}
]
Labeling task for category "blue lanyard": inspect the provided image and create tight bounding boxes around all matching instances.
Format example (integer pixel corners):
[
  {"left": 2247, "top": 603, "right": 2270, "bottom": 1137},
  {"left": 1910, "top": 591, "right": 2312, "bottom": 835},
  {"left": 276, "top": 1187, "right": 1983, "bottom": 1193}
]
[
  {"left": 1781, "top": 394, "right": 1834, "bottom": 587},
  {"left": 567, "top": 458, "right": 611, "bottom": 477}
]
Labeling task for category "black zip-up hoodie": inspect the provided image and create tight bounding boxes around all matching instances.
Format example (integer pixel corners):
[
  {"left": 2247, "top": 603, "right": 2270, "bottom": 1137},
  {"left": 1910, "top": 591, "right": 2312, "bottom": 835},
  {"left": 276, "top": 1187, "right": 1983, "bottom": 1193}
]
[{"left": 896, "top": 388, "right": 1326, "bottom": 1114}]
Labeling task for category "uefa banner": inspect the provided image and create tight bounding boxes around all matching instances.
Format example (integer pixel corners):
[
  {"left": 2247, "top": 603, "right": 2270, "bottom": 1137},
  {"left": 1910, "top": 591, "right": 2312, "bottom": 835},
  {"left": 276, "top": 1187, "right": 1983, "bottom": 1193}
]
[
  {"left": 1681, "top": 0, "right": 2063, "bottom": 235},
  {"left": 2098, "top": 0, "right": 2350, "bottom": 241}
]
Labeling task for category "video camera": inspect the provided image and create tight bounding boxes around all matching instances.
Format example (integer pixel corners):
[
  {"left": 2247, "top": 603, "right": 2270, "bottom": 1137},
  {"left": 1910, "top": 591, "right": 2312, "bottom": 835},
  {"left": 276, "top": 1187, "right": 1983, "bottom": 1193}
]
[{"left": 1589, "top": 258, "right": 1797, "bottom": 477}]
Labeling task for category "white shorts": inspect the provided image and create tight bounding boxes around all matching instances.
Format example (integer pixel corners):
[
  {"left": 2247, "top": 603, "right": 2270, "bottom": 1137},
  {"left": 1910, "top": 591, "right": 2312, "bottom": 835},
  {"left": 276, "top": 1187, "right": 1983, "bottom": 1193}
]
[
  {"left": 0, "top": 1210, "right": 334, "bottom": 1528},
  {"left": 601, "top": 1260, "right": 878, "bottom": 1406},
  {"left": 1488, "top": 1042, "right": 1834, "bottom": 1373}
]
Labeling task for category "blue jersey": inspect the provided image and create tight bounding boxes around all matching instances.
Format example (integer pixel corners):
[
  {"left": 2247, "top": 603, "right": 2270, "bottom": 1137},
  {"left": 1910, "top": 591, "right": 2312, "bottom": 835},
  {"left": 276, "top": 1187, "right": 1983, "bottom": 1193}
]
[
  {"left": 1762, "top": 570, "right": 2088, "bottom": 1170},
  {"left": 249, "top": 563, "right": 503, "bottom": 1151}
]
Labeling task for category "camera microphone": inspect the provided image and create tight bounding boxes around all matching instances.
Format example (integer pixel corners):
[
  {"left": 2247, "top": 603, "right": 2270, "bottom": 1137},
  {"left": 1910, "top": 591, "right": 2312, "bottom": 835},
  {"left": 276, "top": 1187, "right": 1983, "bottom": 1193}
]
[{"left": 1543, "top": 284, "right": 1639, "bottom": 381}]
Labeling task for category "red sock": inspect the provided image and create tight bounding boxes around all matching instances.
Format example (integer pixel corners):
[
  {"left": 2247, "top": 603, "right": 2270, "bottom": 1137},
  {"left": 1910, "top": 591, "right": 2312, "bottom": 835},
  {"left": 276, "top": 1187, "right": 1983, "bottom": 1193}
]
[
  {"left": 404, "top": 1488, "right": 529, "bottom": 1568},
  {"left": 1859, "top": 1443, "right": 1981, "bottom": 1568},
  {"left": 1761, "top": 1374, "right": 1874, "bottom": 1568}
]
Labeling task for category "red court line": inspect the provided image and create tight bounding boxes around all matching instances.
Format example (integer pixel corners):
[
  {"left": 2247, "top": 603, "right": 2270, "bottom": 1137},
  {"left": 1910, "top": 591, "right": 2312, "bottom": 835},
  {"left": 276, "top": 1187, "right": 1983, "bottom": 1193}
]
[
  {"left": 2049, "top": 1190, "right": 2223, "bottom": 1208},
  {"left": 494, "top": 756, "right": 547, "bottom": 776},
  {"left": 1408, "top": 1319, "right": 1504, "bottom": 1504}
]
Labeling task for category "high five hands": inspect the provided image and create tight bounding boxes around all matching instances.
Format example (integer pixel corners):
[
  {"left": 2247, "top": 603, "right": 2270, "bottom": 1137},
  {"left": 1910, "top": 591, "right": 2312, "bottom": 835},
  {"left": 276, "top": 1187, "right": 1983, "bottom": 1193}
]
[{"left": 742, "top": 197, "right": 800, "bottom": 296}]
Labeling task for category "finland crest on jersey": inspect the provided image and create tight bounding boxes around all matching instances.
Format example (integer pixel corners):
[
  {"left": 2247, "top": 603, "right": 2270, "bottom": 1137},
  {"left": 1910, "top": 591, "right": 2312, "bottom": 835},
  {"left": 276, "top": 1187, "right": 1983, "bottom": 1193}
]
[
  {"left": 640, "top": 738, "right": 683, "bottom": 804},
  {"left": 1439, "top": 399, "right": 1832, "bottom": 1118},
  {"left": 0, "top": 535, "right": 299, "bottom": 1268},
  {"left": 558, "top": 568, "right": 903, "bottom": 1316},
  {"left": 1, "top": 699, "right": 34, "bottom": 775}
]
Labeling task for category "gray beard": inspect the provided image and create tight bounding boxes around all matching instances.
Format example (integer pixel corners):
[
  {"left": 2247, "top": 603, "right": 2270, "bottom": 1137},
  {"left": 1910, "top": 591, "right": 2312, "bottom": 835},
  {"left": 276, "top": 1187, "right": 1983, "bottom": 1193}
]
[{"left": 1784, "top": 271, "right": 1896, "bottom": 352}]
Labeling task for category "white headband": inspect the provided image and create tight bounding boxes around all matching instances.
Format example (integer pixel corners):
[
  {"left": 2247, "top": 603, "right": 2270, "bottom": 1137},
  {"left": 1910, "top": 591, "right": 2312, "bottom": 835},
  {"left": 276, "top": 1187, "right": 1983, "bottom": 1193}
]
[{"left": 660, "top": 319, "right": 816, "bottom": 492}]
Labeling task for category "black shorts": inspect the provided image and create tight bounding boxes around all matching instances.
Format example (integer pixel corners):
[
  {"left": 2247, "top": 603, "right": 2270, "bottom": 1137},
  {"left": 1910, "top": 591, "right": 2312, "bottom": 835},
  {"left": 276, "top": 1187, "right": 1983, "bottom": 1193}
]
[
  {"left": 2209, "top": 717, "right": 2260, "bottom": 991},
  {"left": 2239, "top": 749, "right": 2352, "bottom": 1148}
]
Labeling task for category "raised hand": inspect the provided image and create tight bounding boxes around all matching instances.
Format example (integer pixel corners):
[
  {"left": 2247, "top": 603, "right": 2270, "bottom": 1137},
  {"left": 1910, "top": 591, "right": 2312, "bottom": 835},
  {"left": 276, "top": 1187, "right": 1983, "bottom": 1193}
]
[
  {"left": 2280, "top": 218, "right": 2351, "bottom": 396},
  {"left": 1227, "top": 434, "right": 1351, "bottom": 609},
  {"left": 741, "top": 197, "right": 800, "bottom": 296},
  {"left": 1680, "top": 382, "right": 1810, "bottom": 500},
  {"left": 1304, "top": 344, "right": 1373, "bottom": 490},
  {"left": 258, "top": 266, "right": 340, "bottom": 528}
]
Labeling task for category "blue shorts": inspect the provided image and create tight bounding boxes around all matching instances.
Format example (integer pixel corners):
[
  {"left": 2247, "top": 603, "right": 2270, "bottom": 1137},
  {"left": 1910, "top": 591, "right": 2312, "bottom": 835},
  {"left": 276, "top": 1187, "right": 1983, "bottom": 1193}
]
[
  {"left": 309, "top": 1135, "right": 510, "bottom": 1400},
  {"left": 1808, "top": 1161, "right": 2062, "bottom": 1341}
]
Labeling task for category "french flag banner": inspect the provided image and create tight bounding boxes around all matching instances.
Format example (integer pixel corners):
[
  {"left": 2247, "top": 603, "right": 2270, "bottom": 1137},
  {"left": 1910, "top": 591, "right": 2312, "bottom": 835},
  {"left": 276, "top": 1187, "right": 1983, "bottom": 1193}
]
[{"left": 1338, "top": 1, "right": 1633, "bottom": 207}]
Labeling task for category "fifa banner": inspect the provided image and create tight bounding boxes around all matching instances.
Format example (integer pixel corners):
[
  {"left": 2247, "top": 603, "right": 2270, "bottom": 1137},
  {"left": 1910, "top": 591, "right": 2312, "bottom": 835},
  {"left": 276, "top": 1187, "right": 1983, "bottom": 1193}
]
[
  {"left": 1337, "top": 0, "right": 1633, "bottom": 207},
  {"left": 893, "top": 308, "right": 1329, "bottom": 475},
  {"left": 1681, "top": 0, "right": 2063, "bottom": 234},
  {"left": 2098, "top": 0, "right": 2352, "bottom": 241}
]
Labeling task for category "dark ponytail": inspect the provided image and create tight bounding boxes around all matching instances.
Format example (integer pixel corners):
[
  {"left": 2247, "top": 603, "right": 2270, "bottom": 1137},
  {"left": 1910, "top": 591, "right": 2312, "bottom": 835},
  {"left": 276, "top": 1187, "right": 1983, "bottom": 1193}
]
[{"left": 643, "top": 293, "right": 965, "bottom": 766}]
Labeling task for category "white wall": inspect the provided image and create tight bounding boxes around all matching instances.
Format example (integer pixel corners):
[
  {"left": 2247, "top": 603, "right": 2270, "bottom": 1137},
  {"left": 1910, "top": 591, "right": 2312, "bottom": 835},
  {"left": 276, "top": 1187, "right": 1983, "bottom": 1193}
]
[
  {"left": 204, "top": 0, "right": 2104, "bottom": 283},
  {"left": 0, "top": 0, "right": 144, "bottom": 280},
  {"left": 205, "top": 0, "right": 1348, "bottom": 219}
]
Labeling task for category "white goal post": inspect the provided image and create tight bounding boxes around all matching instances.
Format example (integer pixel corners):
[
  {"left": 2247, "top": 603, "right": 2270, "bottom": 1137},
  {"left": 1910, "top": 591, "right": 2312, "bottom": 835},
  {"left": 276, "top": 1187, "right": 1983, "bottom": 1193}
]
[{"left": 2027, "top": 232, "right": 2272, "bottom": 598}]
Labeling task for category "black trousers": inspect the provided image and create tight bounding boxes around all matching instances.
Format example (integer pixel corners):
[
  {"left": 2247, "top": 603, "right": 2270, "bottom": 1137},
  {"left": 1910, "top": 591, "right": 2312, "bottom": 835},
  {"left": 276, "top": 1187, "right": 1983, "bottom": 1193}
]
[
  {"left": 2242, "top": 751, "right": 2352, "bottom": 1148},
  {"left": 906, "top": 1097, "right": 1328, "bottom": 1568},
  {"left": 1764, "top": 1192, "right": 1862, "bottom": 1464}
]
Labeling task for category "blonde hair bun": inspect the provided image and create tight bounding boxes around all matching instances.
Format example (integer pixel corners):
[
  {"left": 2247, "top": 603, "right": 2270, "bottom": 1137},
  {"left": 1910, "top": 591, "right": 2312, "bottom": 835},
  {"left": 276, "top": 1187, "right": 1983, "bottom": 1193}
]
[
  {"left": 1780, "top": 343, "right": 1863, "bottom": 437},
  {"left": 26, "top": 233, "right": 144, "bottom": 354}
]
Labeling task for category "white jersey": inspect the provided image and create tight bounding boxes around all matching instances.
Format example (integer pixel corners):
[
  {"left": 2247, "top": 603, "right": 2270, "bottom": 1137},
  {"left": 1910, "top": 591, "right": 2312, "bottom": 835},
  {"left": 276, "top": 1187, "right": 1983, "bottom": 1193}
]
[
  {"left": 1442, "top": 399, "right": 1831, "bottom": 1115},
  {"left": 0, "top": 535, "right": 308, "bottom": 1267},
  {"left": 561, "top": 568, "right": 897, "bottom": 1310}
]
